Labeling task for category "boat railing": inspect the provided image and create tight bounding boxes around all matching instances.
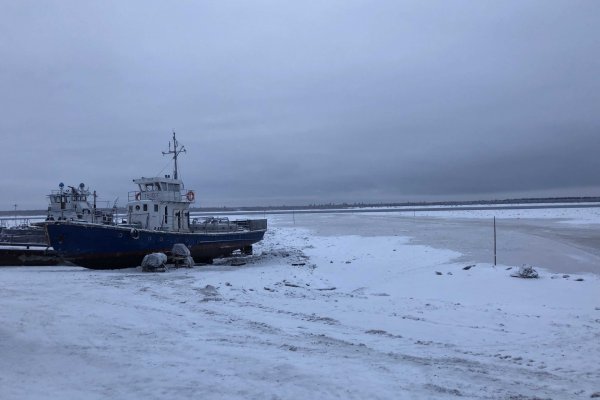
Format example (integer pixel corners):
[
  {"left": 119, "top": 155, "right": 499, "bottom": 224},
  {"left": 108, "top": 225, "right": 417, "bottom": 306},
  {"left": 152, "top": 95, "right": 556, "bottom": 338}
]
[
  {"left": 93, "top": 209, "right": 115, "bottom": 224},
  {"left": 236, "top": 219, "right": 268, "bottom": 231},
  {"left": 0, "top": 224, "right": 47, "bottom": 246},
  {"left": 0, "top": 217, "right": 39, "bottom": 228},
  {"left": 189, "top": 217, "right": 238, "bottom": 233},
  {"left": 187, "top": 217, "right": 267, "bottom": 233},
  {"left": 48, "top": 189, "right": 90, "bottom": 200},
  {"left": 127, "top": 190, "right": 195, "bottom": 203}
]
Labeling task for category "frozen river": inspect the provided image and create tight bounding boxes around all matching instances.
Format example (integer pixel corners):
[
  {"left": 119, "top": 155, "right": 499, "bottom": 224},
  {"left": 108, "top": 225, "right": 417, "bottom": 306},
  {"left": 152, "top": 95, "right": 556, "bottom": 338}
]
[
  {"left": 276, "top": 208, "right": 600, "bottom": 274},
  {"left": 1, "top": 207, "right": 599, "bottom": 399}
]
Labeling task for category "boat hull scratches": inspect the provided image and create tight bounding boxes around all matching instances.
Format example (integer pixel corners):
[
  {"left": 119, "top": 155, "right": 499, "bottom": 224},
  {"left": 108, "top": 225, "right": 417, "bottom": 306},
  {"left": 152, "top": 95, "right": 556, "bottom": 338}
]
[{"left": 45, "top": 222, "right": 266, "bottom": 270}]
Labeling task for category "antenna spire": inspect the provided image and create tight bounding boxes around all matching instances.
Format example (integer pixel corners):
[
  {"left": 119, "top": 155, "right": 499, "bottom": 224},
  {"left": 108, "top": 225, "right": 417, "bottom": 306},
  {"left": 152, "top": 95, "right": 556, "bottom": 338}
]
[{"left": 162, "top": 131, "right": 186, "bottom": 179}]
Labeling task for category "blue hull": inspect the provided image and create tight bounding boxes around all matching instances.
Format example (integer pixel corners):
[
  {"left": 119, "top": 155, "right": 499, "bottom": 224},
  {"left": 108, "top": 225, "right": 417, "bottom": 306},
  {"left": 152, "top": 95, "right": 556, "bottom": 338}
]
[{"left": 45, "top": 222, "right": 266, "bottom": 269}]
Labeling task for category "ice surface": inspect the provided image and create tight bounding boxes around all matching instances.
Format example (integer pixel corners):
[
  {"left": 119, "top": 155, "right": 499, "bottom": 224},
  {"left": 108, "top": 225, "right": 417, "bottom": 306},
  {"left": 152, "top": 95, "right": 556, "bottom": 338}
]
[{"left": 1, "top": 209, "right": 599, "bottom": 399}]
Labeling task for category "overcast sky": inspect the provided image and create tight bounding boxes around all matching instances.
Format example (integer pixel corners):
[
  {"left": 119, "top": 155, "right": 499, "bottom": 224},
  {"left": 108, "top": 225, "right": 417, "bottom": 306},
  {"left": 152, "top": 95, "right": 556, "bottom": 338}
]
[{"left": 1, "top": 1, "right": 599, "bottom": 209}]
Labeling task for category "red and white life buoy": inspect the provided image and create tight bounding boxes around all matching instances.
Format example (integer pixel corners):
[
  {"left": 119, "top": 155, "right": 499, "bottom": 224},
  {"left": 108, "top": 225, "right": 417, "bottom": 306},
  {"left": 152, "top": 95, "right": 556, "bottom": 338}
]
[
  {"left": 135, "top": 192, "right": 141, "bottom": 201},
  {"left": 186, "top": 191, "right": 195, "bottom": 202}
]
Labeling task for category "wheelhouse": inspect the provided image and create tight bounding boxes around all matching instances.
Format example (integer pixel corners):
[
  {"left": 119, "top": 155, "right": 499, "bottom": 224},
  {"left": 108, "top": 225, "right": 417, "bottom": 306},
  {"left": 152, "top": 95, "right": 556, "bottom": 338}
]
[
  {"left": 126, "top": 175, "right": 195, "bottom": 231},
  {"left": 47, "top": 183, "right": 92, "bottom": 221}
]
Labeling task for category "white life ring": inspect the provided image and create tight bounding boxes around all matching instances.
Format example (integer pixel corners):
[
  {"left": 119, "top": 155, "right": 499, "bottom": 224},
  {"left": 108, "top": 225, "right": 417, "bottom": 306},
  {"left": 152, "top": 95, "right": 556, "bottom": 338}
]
[
  {"left": 186, "top": 191, "right": 195, "bottom": 202},
  {"left": 135, "top": 192, "right": 141, "bottom": 201}
]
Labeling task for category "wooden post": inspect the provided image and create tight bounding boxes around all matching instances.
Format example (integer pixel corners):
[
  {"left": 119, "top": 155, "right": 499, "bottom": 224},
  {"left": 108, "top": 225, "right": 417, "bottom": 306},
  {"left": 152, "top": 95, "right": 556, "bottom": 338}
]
[{"left": 493, "top": 216, "right": 497, "bottom": 266}]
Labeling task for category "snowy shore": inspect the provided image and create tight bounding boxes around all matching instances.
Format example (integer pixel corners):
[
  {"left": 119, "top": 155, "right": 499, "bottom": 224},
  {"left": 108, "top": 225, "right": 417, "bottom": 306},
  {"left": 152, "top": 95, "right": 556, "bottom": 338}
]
[{"left": 1, "top": 210, "right": 599, "bottom": 399}]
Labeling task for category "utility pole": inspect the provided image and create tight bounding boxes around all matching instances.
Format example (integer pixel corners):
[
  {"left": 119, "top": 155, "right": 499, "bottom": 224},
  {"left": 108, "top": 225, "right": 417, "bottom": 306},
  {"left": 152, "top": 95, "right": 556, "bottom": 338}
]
[{"left": 493, "top": 216, "right": 497, "bottom": 266}]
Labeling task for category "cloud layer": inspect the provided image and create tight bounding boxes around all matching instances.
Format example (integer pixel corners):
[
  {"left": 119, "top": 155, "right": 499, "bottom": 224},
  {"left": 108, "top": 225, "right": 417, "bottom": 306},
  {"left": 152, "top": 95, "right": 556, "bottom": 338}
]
[{"left": 1, "top": 1, "right": 599, "bottom": 208}]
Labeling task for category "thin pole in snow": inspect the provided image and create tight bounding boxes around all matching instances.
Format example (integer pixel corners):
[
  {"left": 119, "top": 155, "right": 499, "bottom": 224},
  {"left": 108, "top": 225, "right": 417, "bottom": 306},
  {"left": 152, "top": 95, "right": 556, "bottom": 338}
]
[{"left": 493, "top": 216, "right": 497, "bottom": 266}]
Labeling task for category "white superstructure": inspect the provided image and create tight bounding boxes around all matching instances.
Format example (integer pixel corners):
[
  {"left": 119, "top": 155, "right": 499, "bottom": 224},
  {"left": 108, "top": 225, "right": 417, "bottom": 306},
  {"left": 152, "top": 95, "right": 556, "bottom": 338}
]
[
  {"left": 126, "top": 132, "right": 195, "bottom": 231},
  {"left": 46, "top": 183, "right": 113, "bottom": 224},
  {"left": 127, "top": 175, "right": 195, "bottom": 231}
]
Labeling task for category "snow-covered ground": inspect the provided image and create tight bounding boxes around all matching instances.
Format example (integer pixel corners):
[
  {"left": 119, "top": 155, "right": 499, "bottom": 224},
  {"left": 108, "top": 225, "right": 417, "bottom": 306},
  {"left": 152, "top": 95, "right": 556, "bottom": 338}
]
[{"left": 1, "top": 210, "right": 600, "bottom": 399}]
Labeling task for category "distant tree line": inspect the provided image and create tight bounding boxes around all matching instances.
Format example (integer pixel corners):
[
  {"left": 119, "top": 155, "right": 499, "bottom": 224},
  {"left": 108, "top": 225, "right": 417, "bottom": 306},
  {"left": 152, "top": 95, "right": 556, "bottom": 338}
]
[
  {"left": 188, "top": 196, "right": 600, "bottom": 212},
  {"left": 2, "top": 196, "right": 600, "bottom": 216}
]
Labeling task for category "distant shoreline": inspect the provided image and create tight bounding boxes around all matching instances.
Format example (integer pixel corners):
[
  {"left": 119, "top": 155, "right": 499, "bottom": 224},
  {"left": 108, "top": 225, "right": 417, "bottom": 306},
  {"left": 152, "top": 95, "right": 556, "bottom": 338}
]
[{"left": 2, "top": 196, "right": 599, "bottom": 216}]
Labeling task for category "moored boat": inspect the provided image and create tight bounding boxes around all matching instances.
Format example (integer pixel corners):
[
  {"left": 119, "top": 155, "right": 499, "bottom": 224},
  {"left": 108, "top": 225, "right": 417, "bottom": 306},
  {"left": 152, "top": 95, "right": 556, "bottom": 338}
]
[
  {"left": 0, "top": 182, "right": 115, "bottom": 246},
  {"left": 0, "top": 183, "right": 116, "bottom": 266},
  {"left": 0, "top": 245, "right": 61, "bottom": 266},
  {"left": 45, "top": 132, "right": 267, "bottom": 269}
]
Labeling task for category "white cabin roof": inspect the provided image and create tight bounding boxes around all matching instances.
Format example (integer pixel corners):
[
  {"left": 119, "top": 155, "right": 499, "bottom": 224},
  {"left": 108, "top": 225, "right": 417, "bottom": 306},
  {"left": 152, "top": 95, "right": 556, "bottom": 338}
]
[{"left": 133, "top": 176, "right": 183, "bottom": 185}]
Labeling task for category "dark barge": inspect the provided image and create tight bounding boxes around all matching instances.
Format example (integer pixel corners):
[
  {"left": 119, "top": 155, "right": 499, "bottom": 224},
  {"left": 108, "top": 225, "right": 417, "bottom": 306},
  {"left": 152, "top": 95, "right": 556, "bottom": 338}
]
[{"left": 0, "top": 243, "right": 62, "bottom": 267}]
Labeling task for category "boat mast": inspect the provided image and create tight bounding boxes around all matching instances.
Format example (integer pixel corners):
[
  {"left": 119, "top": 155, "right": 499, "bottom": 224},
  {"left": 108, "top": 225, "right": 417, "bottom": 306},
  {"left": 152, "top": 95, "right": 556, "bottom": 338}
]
[{"left": 162, "top": 131, "right": 186, "bottom": 180}]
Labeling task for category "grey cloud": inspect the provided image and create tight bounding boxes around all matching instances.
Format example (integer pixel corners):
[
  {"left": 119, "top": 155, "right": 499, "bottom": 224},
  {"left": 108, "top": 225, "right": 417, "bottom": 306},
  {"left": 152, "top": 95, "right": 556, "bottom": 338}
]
[{"left": 1, "top": 1, "right": 599, "bottom": 209}]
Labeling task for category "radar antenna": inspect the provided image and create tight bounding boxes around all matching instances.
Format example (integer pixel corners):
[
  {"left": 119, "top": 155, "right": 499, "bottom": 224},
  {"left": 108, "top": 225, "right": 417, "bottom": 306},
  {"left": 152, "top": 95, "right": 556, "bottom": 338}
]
[{"left": 162, "top": 131, "right": 186, "bottom": 180}]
